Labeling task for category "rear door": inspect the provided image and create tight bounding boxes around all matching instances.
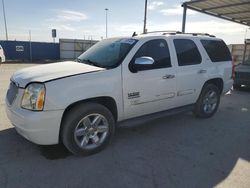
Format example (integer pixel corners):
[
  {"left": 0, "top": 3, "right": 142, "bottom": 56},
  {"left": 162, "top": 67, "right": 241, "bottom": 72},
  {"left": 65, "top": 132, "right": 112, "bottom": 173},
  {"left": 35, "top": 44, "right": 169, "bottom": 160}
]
[{"left": 170, "top": 38, "right": 208, "bottom": 106}]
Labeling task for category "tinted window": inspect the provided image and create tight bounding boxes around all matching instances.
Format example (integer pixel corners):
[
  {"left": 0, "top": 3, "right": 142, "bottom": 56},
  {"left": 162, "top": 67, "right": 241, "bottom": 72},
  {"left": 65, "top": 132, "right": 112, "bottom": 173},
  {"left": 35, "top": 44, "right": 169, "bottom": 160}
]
[
  {"left": 201, "top": 40, "right": 232, "bottom": 62},
  {"left": 132, "top": 39, "right": 171, "bottom": 70},
  {"left": 174, "top": 39, "right": 202, "bottom": 66}
]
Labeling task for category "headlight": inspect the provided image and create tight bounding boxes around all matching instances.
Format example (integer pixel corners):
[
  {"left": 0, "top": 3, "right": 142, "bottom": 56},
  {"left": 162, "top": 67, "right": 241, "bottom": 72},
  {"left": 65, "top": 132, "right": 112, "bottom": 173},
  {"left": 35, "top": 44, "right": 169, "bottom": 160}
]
[{"left": 21, "top": 83, "right": 45, "bottom": 111}]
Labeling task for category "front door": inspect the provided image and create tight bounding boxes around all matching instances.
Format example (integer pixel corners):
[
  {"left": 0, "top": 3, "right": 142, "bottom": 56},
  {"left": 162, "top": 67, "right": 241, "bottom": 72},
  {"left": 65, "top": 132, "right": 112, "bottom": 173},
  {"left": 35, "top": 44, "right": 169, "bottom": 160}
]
[{"left": 122, "top": 39, "right": 177, "bottom": 119}]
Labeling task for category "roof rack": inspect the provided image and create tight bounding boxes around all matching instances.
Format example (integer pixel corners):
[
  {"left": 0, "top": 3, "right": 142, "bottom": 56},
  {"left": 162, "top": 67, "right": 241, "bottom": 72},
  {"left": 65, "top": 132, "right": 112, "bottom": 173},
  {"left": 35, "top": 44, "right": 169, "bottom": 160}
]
[
  {"left": 141, "top": 31, "right": 181, "bottom": 35},
  {"left": 141, "top": 31, "right": 216, "bottom": 37},
  {"left": 183, "top": 33, "right": 216, "bottom": 37}
]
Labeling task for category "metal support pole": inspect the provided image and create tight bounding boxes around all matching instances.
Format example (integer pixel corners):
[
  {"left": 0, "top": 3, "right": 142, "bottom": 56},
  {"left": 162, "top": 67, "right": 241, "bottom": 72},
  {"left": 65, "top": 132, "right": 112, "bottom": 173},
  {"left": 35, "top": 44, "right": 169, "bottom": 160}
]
[
  {"left": 243, "top": 40, "right": 247, "bottom": 63},
  {"left": 29, "top": 30, "right": 32, "bottom": 62},
  {"left": 2, "top": 0, "right": 8, "bottom": 40},
  {"left": 143, "top": 0, "right": 148, "bottom": 34},
  {"left": 105, "top": 8, "right": 108, "bottom": 39},
  {"left": 182, "top": 5, "right": 187, "bottom": 33}
]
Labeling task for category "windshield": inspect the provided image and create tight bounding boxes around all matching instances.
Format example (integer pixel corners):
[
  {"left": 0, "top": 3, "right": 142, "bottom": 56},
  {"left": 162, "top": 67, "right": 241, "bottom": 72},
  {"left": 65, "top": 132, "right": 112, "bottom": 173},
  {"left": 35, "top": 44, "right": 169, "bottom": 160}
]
[{"left": 77, "top": 38, "right": 138, "bottom": 68}]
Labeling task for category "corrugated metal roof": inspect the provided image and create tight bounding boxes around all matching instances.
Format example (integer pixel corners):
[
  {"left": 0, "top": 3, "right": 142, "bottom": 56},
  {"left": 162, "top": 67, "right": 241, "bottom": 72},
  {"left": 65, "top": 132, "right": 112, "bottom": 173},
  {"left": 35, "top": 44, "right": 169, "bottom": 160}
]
[{"left": 183, "top": 0, "right": 250, "bottom": 26}]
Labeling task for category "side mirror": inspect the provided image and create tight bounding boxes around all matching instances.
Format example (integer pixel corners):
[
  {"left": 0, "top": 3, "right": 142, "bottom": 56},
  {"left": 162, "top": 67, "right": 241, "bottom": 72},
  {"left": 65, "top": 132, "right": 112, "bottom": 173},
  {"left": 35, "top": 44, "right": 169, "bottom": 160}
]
[{"left": 132, "top": 56, "right": 154, "bottom": 72}]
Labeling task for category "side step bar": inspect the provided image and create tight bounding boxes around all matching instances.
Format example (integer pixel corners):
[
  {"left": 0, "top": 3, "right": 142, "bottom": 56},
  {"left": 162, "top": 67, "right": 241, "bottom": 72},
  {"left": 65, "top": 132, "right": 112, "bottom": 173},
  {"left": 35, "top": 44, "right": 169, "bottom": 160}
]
[{"left": 118, "top": 104, "right": 194, "bottom": 127}]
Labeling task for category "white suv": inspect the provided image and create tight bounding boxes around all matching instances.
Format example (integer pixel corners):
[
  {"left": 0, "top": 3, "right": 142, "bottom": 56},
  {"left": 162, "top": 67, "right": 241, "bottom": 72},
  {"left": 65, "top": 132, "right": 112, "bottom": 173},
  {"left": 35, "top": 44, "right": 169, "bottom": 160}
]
[
  {"left": 0, "top": 45, "right": 6, "bottom": 64},
  {"left": 6, "top": 32, "right": 233, "bottom": 155}
]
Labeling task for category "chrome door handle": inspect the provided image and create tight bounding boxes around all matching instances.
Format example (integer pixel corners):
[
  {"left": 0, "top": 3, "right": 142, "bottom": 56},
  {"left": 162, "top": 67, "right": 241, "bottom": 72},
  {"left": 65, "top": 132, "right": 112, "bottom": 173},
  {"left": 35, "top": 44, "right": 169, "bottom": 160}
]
[
  {"left": 163, "top": 75, "right": 175, "bottom": 79},
  {"left": 198, "top": 69, "right": 207, "bottom": 74}
]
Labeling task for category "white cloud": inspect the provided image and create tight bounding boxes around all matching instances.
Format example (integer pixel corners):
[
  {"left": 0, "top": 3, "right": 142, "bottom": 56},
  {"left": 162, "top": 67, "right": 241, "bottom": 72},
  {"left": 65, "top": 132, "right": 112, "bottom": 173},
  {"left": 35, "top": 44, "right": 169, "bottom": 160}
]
[
  {"left": 56, "top": 10, "right": 88, "bottom": 22},
  {"left": 47, "top": 9, "right": 88, "bottom": 23},
  {"left": 148, "top": 1, "right": 164, "bottom": 10},
  {"left": 160, "top": 5, "right": 196, "bottom": 15},
  {"left": 44, "top": 9, "right": 88, "bottom": 32}
]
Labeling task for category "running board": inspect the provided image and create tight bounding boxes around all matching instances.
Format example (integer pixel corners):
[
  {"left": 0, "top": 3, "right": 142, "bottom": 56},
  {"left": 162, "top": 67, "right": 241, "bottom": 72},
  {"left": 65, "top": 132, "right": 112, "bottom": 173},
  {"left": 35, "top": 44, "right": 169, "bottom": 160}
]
[{"left": 118, "top": 104, "right": 194, "bottom": 127}]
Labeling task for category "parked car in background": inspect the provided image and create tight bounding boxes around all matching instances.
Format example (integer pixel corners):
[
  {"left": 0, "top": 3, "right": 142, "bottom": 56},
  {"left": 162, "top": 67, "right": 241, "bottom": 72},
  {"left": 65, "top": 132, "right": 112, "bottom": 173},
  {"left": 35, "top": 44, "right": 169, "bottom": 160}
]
[
  {"left": 234, "top": 58, "right": 250, "bottom": 89},
  {"left": 0, "top": 45, "right": 6, "bottom": 64},
  {"left": 6, "top": 32, "right": 233, "bottom": 156}
]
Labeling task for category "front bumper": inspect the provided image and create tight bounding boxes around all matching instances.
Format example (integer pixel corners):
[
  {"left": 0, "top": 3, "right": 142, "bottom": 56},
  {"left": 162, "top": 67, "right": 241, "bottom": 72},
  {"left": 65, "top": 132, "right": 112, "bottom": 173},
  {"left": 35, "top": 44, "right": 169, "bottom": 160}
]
[{"left": 6, "top": 100, "right": 64, "bottom": 145}]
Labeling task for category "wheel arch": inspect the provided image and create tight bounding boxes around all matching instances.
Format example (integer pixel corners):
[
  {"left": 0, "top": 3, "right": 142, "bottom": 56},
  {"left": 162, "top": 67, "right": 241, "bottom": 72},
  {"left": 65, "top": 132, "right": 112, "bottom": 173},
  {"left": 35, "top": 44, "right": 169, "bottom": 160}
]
[
  {"left": 62, "top": 96, "right": 118, "bottom": 122},
  {"left": 59, "top": 96, "right": 118, "bottom": 142},
  {"left": 202, "top": 78, "right": 224, "bottom": 95}
]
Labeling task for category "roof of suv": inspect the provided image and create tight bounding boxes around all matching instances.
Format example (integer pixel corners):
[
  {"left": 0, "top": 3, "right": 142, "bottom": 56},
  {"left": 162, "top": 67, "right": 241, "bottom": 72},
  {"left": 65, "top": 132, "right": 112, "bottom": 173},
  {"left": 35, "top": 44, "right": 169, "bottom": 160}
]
[{"left": 133, "top": 31, "right": 221, "bottom": 41}]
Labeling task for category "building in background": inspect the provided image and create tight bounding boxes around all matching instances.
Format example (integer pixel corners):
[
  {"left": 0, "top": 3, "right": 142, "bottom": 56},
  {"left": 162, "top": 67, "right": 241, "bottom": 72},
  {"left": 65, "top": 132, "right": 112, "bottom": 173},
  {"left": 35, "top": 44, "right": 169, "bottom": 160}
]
[
  {"left": 0, "top": 39, "right": 98, "bottom": 62},
  {"left": 229, "top": 39, "right": 250, "bottom": 65},
  {"left": 60, "top": 39, "right": 98, "bottom": 60}
]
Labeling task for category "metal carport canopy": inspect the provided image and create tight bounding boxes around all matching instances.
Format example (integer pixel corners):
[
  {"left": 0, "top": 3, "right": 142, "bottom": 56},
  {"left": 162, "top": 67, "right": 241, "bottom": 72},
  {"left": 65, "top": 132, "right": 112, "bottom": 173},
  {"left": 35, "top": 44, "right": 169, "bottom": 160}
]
[{"left": 182, "top": 0, "right": 250, "bottom": 32}]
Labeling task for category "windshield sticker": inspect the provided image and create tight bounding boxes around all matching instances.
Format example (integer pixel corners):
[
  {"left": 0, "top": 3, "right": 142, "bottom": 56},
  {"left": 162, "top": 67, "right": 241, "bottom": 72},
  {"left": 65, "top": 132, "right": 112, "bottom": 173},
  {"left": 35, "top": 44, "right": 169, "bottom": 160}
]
[{"left": 121, "top": 39, "right": 136, "bottom": 45}]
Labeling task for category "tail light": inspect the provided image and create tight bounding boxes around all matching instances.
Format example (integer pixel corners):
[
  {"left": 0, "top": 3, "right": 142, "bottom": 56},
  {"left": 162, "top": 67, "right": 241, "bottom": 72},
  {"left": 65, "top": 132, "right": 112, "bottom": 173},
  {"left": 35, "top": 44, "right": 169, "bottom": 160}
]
[{"left": 231, "top": 56, "right": 236, "bottom": 80}]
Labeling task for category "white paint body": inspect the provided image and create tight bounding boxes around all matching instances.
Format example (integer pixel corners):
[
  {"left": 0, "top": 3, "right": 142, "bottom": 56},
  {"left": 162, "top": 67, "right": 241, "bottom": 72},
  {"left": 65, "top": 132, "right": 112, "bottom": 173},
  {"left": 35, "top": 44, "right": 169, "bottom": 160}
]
[
  {"left": 0, "top": 45, "right": 6, "bottom": 63},
  {"left": 5, "top": 34, "right": 233, "bottom": 145}
]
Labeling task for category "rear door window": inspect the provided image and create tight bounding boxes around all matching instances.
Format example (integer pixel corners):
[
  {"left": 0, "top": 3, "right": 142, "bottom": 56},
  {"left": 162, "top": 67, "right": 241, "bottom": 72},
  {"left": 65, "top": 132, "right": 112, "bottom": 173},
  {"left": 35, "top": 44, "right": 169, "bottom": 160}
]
[
  {"left": 201, "top": 40, "right": 232, "bottom": 62},
  {"left": 174, "top": 39, "right": 202, "bottom": 66}
]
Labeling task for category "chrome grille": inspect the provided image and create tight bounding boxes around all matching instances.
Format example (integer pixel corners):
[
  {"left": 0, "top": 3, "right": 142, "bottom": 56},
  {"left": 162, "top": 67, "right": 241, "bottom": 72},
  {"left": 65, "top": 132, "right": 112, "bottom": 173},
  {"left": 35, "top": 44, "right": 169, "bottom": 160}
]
[{"left": 6, "top": 81, "right": 19, "bottom": 105}]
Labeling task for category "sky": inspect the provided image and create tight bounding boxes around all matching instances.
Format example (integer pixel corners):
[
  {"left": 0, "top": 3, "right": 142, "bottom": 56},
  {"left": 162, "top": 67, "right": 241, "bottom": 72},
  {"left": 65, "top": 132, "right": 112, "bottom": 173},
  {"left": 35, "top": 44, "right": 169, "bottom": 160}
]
[{"left": 0, "top": 0, "right": 249, "bottom": 44}]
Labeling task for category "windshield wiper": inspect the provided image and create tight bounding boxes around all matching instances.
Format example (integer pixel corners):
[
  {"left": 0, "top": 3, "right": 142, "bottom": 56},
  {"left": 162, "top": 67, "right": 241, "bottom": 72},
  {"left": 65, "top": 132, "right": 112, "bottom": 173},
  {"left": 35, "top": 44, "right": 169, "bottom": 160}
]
[
  {"left": 76, "top": 58, "right": 82, "bottom": 63},
  {"left": 81, "top": 59, "right": 105, "bottom": 68}
]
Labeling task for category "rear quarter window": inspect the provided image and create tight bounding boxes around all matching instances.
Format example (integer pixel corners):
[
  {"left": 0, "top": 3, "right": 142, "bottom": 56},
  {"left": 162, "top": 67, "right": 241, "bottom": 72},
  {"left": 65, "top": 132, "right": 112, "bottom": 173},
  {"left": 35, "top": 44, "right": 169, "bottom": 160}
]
[{"left": 201, "top": 40, "right": 232, "bottom": 62}]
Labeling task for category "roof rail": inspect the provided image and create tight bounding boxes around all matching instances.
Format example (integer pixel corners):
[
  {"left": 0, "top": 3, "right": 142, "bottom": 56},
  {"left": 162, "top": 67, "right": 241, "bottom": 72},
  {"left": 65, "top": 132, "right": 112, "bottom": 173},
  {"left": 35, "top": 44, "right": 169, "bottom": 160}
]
[
  {"left": 184, "top": 33, "right": 216, "bottom": 37},
  {"left": 141, "top": 30, "right": 181, "bottom": 35},
  {"left": 141, "top": 31, "right": 216, "bottom": 37}
]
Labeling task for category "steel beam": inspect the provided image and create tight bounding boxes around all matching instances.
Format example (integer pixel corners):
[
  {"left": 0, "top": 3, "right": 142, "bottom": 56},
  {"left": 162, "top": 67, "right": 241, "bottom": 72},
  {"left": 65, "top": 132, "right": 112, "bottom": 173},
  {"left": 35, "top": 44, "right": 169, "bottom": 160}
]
[
  {"left": 182, "top": 5, "right": 187, "bottom": 33},
  {"left": 184, "top": 5, "right": 250, "bottom": 26},
  {"left": 203, "top": 2, "right": 250, "bottom": 11}
]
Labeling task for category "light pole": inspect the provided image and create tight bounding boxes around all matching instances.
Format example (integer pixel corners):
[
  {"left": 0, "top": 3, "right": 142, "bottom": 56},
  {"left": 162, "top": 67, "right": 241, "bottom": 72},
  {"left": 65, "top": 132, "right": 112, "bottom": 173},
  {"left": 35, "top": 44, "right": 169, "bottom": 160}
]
[
  {"left": 143, "top": 0, "right": 148, "bottom": 34},
  {"left": 105, "top": 8, "right": 108, "bottom": 39},
  {"left": 2, "top": 0, "right": 8, "bottom": 40},
  {"left": 29, "top": 30, "right": 32, "bottom": 62}
]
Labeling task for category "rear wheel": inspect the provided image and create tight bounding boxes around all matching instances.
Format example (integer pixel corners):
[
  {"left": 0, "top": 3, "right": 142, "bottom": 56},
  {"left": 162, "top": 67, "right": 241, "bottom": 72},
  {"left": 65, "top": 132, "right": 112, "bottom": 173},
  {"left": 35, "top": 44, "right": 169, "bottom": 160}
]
[
  {"left": 61, "top": 103, "right": 115, "bottom": 156},
  {"left": 193, "top": 84, "right": 220, "bottom": 118}
]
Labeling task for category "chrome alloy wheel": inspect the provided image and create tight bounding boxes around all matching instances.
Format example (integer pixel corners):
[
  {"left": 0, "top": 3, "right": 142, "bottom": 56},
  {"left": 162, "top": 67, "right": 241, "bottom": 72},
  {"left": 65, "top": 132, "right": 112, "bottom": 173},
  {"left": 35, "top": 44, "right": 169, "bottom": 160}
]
[
  {"left": 202, "top": 90, "right": 218, "bottom": 114},
  {"left": 74, "top": 113, "right": 109, "bottom": 150}
]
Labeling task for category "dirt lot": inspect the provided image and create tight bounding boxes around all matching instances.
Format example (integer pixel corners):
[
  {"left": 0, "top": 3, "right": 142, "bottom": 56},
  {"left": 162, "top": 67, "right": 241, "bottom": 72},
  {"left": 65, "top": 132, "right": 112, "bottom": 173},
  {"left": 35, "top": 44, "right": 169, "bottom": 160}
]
[{"left": 0, "top": 63, "right": 250, "bottom": 188}]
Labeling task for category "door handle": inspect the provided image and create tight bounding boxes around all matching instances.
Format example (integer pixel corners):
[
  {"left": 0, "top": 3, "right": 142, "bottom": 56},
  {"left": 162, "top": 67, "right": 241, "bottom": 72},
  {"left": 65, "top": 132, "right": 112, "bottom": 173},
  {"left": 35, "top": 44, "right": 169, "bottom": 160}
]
[
  {"left": 162, "top": 75, "right": 175, "bottom": 79},
  {"left": 198, "top": 69, "right": 207, "bottom": 74}
]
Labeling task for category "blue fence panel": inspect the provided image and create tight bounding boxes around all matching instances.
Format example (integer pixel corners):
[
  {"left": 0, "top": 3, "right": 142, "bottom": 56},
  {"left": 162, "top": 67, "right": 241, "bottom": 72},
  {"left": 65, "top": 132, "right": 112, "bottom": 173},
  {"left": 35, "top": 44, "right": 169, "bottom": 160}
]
[{"left": 0, "top": 40, "right": 60, "bottom": 61}]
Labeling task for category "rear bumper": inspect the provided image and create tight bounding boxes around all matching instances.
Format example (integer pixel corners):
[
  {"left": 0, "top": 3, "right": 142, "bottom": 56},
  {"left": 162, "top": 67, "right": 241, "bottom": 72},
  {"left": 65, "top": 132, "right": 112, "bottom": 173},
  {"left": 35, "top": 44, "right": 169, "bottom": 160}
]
[
  {"left": 234, "top": 79, "right": 250, "bottom": 86},
  {"left": 6, "top": 103, "right": 64, "bottom": 145}
]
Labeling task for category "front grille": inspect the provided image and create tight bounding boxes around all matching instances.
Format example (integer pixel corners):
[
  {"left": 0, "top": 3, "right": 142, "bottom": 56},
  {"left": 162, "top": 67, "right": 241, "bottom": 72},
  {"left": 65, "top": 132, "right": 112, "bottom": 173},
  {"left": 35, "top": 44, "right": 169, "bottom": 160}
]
[{"left": 6, "top": 81, "right": 19, "bottom": 105}]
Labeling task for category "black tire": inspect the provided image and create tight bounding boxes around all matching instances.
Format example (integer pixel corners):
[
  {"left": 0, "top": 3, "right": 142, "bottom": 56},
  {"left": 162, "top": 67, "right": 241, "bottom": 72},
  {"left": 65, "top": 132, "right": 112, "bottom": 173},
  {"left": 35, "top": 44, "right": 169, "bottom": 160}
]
[
  {"left": 61, "top": 102, "right": 115, "bottom": 156},
  {"left": 233, "top": 84, "right": 241, "bottom": 90},
  {"left": 193, "top": 84, "right": 220, "bottom": 118}
]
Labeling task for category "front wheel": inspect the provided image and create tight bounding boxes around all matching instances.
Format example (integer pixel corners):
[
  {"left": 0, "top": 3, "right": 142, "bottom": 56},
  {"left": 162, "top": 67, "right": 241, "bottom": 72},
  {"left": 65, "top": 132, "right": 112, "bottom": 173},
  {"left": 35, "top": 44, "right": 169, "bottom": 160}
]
[
  {"left": 193, "top": 84, "right": 220, "bottom": 118},
  {"left": 61, "top": 103, "right": 115, "bottom": 156}
]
